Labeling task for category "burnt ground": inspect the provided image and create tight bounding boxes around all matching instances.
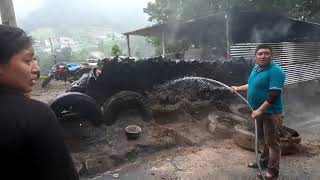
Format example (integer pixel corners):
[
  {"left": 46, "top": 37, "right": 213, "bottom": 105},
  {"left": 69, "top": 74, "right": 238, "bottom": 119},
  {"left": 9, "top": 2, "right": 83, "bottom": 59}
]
[{"left": 30, "top": 80, "right": 320, "bottom": 180}]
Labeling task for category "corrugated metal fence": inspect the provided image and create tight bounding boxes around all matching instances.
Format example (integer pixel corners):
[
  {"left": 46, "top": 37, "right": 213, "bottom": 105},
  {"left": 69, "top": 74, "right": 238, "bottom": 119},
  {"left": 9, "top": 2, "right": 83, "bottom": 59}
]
[{"left": 230, "top": 42, "right": 320, "bottom": 85}]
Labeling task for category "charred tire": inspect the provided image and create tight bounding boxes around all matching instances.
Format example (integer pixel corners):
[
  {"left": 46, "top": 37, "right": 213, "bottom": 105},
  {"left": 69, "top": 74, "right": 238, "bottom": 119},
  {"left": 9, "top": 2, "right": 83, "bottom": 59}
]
[
  {"left": 233, "top": 125, "right": 301, "bottom": 155},
  {"left": 42, "top": 74, "right": 54, "bottom": 88},
  {"left": 48, "top": 92, "right": 102, "bottom": 126},
  {"left": 208, "top": 112, "right": 248, "bottom": 138},
  {"left": 102, "top": 91, "right": 152, "bottom": 126},
  {"left": 68, "top": 86, "right": 86, "bottom": 93},
  {"left": 229, "top": 103, "right": 252, "bottom": 118}
]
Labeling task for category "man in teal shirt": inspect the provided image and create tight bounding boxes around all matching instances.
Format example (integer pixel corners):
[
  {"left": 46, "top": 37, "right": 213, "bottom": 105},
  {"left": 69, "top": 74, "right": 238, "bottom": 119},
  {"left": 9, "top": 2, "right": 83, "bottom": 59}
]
[{"left": 231, "top": 44, "right": 285, "bottom": 179}]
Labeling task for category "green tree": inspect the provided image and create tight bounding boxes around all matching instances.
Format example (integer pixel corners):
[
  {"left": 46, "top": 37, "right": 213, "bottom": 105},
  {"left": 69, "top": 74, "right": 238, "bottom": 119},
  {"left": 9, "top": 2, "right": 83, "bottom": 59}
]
[
  {"left": 146, "top": 37, "right": 162, "bottom": 55},
  {"left": 111, "top": 44, "right": 122, "bottom": 56},
  {"left": 144, "top": 0, "right": 320, "bottom": 23},
  {"left": 71, "top": 49, "right": 90, "bottom": 62},
  {"left": 55, "top": 47, "right": 72, "bottom": 62},
  {"left": 146, "top": 37, "right": 190, "bottom": 56}
]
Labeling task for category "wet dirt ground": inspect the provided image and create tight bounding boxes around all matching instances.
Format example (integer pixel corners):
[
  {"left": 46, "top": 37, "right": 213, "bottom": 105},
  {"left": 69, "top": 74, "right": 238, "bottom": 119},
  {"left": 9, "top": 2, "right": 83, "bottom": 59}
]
[
  {"left": 30, "top": 80, "right": 320, "bottom": 180},
  {"left": 30, "top": 79, "right": 67, "bottom": 103}
]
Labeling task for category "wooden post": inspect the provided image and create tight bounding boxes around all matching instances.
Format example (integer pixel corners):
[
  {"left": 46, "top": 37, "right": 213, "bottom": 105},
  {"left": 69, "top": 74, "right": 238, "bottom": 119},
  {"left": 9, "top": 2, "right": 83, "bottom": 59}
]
[
  {"left": 161, "top": 31, "right": 166, "bottom": 56},
  {"left": 126, "top": 35, "right": 131, "bottom": 57},
  {"left": 0, "top": 0, "right": 17, "bottom": 27},
  {"left": 225, "top": 13, "right": 230, "bottom": 60}
]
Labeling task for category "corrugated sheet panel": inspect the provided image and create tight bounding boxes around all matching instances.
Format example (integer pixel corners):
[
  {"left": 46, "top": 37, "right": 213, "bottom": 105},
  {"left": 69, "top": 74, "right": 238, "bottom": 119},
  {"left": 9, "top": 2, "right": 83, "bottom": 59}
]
[{"left": 230, "top": 42, "right": 320, "bottom": 85}]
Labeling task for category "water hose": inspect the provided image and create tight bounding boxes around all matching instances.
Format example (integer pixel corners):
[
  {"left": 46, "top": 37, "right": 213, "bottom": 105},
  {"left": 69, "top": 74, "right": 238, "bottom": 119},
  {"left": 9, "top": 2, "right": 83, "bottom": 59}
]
[{"left": 203, "top": 78, "right": 264, "bottom": 178}]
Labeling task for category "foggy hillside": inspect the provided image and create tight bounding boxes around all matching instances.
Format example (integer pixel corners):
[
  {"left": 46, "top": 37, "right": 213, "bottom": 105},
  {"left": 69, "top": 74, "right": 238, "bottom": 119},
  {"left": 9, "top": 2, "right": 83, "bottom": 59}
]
[{"left": 16, "top": 0, "right": 153, "bottom": 32}]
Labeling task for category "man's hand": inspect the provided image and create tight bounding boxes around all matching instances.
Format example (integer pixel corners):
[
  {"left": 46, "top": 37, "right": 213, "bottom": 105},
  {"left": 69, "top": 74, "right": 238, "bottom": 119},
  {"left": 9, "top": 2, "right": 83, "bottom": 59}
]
[
  {"left": 251, "top": 101, "right": 271, "bottom": 119},
  {"left": 230, "top": 84, "right": 248, "bottom": 93},
  {"left": 95, "top": 69, "right": 102, "bottom": 77},
  {"left": 230, "top": 86, "right": 238, "bottom": 93},
  {"left": 251, "top": 109, "right": 263, "bottom": 119}
]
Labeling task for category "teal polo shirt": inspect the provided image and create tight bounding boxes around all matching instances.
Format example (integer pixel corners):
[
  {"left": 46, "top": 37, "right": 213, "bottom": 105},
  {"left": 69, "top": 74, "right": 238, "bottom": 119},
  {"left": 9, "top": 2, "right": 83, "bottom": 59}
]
[{"left": 247, "top": 62, "right": 285, "bottom": 114}]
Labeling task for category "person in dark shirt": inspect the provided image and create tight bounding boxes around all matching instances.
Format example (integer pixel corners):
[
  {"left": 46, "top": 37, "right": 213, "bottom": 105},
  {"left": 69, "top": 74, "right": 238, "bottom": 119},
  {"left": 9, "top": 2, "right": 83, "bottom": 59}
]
[{"left": 0, "top": 25, "right": 79, "bottom": 179}]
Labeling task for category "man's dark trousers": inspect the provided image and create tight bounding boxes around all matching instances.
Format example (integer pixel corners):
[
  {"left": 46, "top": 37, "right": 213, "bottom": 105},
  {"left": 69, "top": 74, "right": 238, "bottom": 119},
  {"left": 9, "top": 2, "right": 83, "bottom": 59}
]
[{"left": 257, "top": 113, "right": 282, "bottom": 177}]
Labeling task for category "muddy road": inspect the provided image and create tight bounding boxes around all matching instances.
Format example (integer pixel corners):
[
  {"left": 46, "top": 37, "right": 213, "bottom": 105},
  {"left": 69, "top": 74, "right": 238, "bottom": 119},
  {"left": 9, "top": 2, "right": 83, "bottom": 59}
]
[{"left": 30, "top": 80, "right": 320, "bottom": 180}]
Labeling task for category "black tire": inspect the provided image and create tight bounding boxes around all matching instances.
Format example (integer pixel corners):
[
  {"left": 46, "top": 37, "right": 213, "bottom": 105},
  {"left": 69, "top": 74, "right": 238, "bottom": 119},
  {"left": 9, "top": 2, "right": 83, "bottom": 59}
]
[
  {"left": 42, "top": 74, "right": 54, "bottom": 88},
  {"left": 48, "top": 92, "right": 103, "bottom": 126},
  {"left": 233, "top": 125, "right": 301, "bottom": 155},
  {"left": 229, "top": 103, "right": 252, "bottom": 118},
  {"left": 233, "top": 125, "right": 255, "bottom": 151},
  {"left": 68, "top": 86, "right": 86, "bottom": 93},
  {"left": 102, "top": 91, "right": 152, "bottom": 126},
  {"left": 208, "top": 112, "right": 249, "bottom": 138}
]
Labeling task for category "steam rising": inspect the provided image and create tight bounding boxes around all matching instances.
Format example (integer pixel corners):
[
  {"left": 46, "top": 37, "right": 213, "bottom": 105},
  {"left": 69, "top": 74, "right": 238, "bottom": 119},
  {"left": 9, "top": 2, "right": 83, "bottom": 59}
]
[{"left": 251, "top": 21, "right": 293, "bottom": 43}]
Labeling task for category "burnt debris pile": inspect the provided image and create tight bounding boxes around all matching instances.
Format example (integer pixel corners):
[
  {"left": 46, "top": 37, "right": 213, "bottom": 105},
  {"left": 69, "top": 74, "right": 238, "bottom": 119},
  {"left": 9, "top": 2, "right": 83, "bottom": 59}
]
[
  {"left": 90, "top": 56, "right": 253, "bottom": 104},
  {"left": 148, "top": 77, "right": 238, "bottom": 113}
]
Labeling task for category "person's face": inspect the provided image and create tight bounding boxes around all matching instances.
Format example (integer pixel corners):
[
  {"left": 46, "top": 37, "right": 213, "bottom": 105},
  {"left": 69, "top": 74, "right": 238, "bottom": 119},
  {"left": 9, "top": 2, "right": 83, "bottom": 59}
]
[
  {"left": 255, "top": 48, "right": 272, "bottom": 67},
  {"left": 0, "top": 46, "right": 40, "bottom": 93}
]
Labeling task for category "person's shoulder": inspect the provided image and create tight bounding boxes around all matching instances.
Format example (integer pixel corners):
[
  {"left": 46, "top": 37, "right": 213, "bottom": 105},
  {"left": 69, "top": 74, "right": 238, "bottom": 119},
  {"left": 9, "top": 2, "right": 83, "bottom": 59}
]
[
  {"left": 0, "top": 92, "right": 47, "bottom": 109},
  {"left": 27, "top": 97, "right": 48, "bottom": 106},
  {"left": 271, "top": 63, "right": 284, "bottom": 73},
  {"left": 272, "top": 62, "right": 281, "bottom": 68},
  {"left": 269, "top": 63, "right": 285, "bottom": 80},
  {"left": 25, "top": 98, "right": 58, "bottom": 128},
  {"left": 1, "top": 94, "right": 56, "bottom": 126},
  {"left": 26, "top": 98, "right": 52, "bottom": 113}
]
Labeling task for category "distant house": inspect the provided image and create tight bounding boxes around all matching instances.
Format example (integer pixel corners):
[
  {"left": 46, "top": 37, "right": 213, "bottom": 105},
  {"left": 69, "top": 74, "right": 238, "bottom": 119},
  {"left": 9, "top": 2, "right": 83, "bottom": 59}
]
[
  {"left": 59, "top": 37, "right": 79, "bottom": 52},
  {"left": 123, "top": 10, "right": 320, "bottom": 85},
  {"left": 44, "top": 37, "right": 79, "bottom": 52}
]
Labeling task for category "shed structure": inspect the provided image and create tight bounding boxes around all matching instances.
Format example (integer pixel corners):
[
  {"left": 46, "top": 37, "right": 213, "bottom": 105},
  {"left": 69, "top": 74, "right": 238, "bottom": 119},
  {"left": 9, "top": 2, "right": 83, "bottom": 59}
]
[{"left": 123, "top": 11, "right": 320, "bottom": 85}]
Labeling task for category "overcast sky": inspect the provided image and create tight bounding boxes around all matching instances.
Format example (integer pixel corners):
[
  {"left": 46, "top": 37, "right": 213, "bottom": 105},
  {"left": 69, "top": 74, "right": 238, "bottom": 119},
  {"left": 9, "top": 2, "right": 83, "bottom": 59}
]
[
  {"left": 13, "top": 0, "right": 43, "bottom": 17},
  {"left": 13, "top": 0, "right": 154, "bottom": 18},
  {"left": 12, "top": 0, "right": 155, "bottom": 31}
]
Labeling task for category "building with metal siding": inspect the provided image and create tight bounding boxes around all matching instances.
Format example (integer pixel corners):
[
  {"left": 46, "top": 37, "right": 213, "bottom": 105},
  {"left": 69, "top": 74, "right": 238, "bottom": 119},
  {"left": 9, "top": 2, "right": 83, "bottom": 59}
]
[{"left": 124, "top": 10, "right": 320, "bottom": 85}]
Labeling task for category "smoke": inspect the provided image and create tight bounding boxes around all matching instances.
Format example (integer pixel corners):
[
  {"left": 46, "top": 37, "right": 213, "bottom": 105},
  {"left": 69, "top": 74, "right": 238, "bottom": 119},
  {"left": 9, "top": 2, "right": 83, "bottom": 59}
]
[
  {"left": 250, "top": 21, "right": 293, "bottom": 43},
  {"left": 166, "top": 22, "right": 183, "bottom": 45},
  {"left": 284, "top": 80, "right": 320, "bottom": 144}
]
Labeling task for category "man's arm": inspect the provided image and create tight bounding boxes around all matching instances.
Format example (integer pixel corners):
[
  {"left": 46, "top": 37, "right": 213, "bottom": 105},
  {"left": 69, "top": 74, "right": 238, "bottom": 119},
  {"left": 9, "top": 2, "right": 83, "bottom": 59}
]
[
  {"left": 230, "top": 84, "right": 248, "bottom": 93},
  {"left": 251, "top": 89, "right": 281, "bottom": 119},
  {"left": 251, "top": 101, "right": 270, "bottom": 118}
]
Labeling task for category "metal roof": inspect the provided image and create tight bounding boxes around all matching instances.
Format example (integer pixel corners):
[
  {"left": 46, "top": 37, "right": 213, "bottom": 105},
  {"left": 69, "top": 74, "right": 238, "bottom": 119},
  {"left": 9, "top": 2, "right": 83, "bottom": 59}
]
[
  {"left": 123, "top": 12, "right": 226, "bottom": 38},
  {"left": 123, "top": 23, "right": 167, "bottom": 37}
]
